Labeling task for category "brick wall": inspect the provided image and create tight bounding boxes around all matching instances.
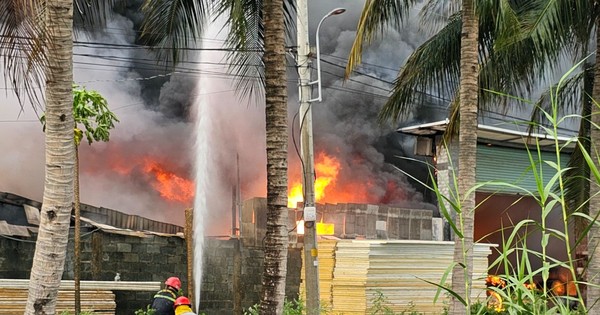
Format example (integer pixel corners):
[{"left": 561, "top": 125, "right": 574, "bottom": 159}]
[
  {"left": 0, "top": 229, "right": 302, "bottom": 315},
  {"left": 201, "top": 238, "right": 301, "bottom": 314}
]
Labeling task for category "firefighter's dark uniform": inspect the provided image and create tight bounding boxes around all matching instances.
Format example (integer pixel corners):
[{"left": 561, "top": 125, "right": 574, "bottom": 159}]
[{"left": 151, "top": 288, "right": 178, "bottom": 315}]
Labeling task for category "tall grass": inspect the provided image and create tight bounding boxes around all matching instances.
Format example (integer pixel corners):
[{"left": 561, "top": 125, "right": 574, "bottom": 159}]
[
  {"left": 446, "top": 63, "right": 592, "bottom": 314},
  {"left": 397, "top": 62, "right": 596, "bottom": 314}
]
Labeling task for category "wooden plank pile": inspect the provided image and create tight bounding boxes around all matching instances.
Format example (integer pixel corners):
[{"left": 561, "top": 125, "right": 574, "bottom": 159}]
[
  {"left": 0, "top": 289, "right": 116, "bottom": 314},
  {"left": 0, "top": 280, "right": 160, "bottom": 315},
  {"left": 328, "top": 240, "right": 494, "bottom": 314},
  {"left": 299, "top": 239, "right": 494, "bottom": 314},
  {"left": 300, "top": 238, "right": 337, "bottom": 309}
]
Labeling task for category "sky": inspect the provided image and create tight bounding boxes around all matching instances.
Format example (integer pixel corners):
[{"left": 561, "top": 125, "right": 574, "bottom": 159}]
[{"left": 0, "top": 1, "right": 453, "bottom": 234}]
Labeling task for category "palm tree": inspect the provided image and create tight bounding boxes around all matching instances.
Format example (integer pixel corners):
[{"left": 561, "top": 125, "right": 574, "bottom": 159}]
[
  {"left": 346, "top": 0, "right": 600, "bottom": 310},
  {"left": 21, "top": 2, "right": 77, "bottom": 313},
  {"left": 1, "top": 2, "right": 121, "bottom": 313},
  {"left": 40, "top": 86, "right": 119, "bottom": 314},
  {"left": 257, "top": 1, "right": 289, "bottom": 312},
  {"left": 450, "top": 1, "right": 478, "bottom": 312},
  {"left": 4, "top": 0, "right": 73, "bottom": 312},
  {"left": 346, "top": 1, "right": 479, "bottom": 312},
  {"left": 140, "top": 0, "right": 293, "bottom": 312},
  {"left": 588, "top": 20, "right": 600, "bottom": 310}
]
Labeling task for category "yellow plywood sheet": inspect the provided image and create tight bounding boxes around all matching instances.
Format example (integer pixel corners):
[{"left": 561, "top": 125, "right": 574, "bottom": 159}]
[{"left": 326, "top": 240, "right": 495, "bottom": 314}]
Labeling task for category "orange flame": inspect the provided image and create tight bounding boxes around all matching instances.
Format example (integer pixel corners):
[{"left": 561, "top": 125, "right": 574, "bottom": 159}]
[
  {"left": 295, "top": 220, "right": 335, "bottom": 235},
  {"left": 288, "top": 152, "right": 340, "bottom": 208},
  {"left": 142, "top": 160, "right": 195, "bottom": 203}
]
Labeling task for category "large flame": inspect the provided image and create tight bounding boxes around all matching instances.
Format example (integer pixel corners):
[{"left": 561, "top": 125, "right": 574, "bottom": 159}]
[
  {"left": 288, "top": 151, "right": 340, "bottom": 208},
  {"left": 106, "top": 155, "right": 195, "bottom": 204},
  {"left": 142, "top": 160, "right": 195, "bottom": 203}
]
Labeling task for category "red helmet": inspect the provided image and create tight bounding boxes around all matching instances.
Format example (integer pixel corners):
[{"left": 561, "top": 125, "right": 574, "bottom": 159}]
[
  {"left": 165, "top": 277, "right": 181, "bottom": 290},
  {"left": 174, "top": 296, "right": 191, "bottom": 308}
]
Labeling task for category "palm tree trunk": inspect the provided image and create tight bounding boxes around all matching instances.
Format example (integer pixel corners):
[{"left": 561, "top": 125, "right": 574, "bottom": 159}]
[
  {"left": 25, "top": 1, "right": 75, "bottom": 314},
  {"left": 74, "top": 146, "right": 81, "bottom": 315},
  {"left": 587, "top": 20, "right": 600, "bottom": 312},
  {"left": 258, "top": 0, "right": 289, "bottom": 314},
  {"left": 450, "top": 0, "right": 479, "bottom": 313}
]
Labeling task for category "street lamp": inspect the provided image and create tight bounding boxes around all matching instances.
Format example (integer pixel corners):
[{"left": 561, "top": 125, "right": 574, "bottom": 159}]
[
  {"left": 309, "top": 8, "right": 346, "bottom": 102},
  {"left": 296, "top": 6, "right": 345, "bottom": 315}
]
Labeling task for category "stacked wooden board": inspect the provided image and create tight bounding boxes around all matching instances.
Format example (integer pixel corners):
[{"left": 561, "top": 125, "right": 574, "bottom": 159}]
[
  {"left": 300, "top": 238, "right": 338, "bottom": 310},
  {"left": 0, "top": 279, "right": 160, "bottom": 315},
  {"left": 0, "top": 289, "right": 116, "bottom": 314},
  {"left": 296, "top": 240, "right": 497, "bottom": 314},
  {"left": 330, "top": 240, "right": 494, "bottom": 314}
]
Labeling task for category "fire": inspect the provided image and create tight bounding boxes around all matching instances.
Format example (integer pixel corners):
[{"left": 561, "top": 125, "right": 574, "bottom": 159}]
[
  {"left": 142, "top": 160, "right": 195, "bottom": 203},
  {"left": 106, "top": 155, "right": 195, "bottom": 204},
  {"left": 288, "top": 152, "right": 340, "bottom": 208},
  {"left": 295, "top": 220, "right": 335, "bottom": 235}
]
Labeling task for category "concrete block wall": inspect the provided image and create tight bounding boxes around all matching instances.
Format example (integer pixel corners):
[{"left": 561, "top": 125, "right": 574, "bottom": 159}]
[
  {"left": 201, "top": 238, "right": 301, "bottom": 314},
  {"left": 63, "top": 229, "right": 188, "bottom": 315},
  {"left": 243, "top": 198, "right": 435, "bottom": 242},
  {"left": 1, "top": 230, "right": 301, "bottom": 315}
]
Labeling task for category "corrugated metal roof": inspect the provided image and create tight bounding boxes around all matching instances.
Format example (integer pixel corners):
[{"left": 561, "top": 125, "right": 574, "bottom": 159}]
[
  {"left": 398, "top": 120, "right": 576, "bottom": 151},
  {"left": 0, "top": 192, "right": 184, "bottom": 237}
]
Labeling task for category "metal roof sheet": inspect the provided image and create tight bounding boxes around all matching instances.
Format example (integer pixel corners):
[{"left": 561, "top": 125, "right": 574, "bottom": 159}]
[{"left": 398, "top": 119, "right": 577, "bottom": 151}]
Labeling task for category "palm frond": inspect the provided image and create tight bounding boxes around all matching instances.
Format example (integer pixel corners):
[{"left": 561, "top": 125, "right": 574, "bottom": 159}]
[
  {"left": 419, "top": 0, "right": 460, "bottom": 31},
  {"left": 216, "top": 0, "right": 295, "bottom": 102},
  {"left": 514, "top": 0, "right": 595, "bottom": 64},
  {"left": 216, "top": 0, "right": 264, "bottom": 102},
  {"left": 140, "top": 0, "right": 206, "bottom": 65},
  {"left": 0, "top": 0, "right": 47, "bottom": 110},
  {"left": 377, "top": 12, "right": 461, "bottom": 123},
  {"left": 528, "top": 68, "right": 586, "bottom": 130},
  {"left": 73, "top": 0, "right": 127, "bottom": 30},
  {"left": 346, "top": 0, "right": 420, "bottom": 78}
]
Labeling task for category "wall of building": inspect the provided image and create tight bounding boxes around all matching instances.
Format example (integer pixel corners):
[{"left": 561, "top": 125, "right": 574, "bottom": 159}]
[
  {"left": 0, "top": 229, "right": 301, "bottom": 315},
  {"left": 242, "top": 197, "right": 435, "bottom": 244},
  {"left": 202, "top": 238, "right": 301, "bottom": 314}
]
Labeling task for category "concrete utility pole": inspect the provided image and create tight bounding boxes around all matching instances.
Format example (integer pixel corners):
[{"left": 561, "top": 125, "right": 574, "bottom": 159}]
[
  {"left": 296, "top": 0, "right": 320, "bottom": 313},
  {"left": 297, "top": 4, "right": 345, "bottom": 314}
]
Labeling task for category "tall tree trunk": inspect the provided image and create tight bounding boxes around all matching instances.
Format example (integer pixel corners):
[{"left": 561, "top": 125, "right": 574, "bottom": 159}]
[
  {"left": 450, "top": 0, "right": 479, "bottom": 313},
  {"left": 25, "top": 1, "right": 75, "bottom": 314},
  {"left": 587, "top": 21, "right": 600, "bottom": 312},
  {"left": 258, "top": 0, "right": 289, "bottom": 314},
  {"left": 74, "top": 146, "right": 81, "bottom": 315}
]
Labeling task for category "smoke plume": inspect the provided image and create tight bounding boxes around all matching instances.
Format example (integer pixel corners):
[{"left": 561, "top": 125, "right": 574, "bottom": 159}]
[{"left": 0, "top": 1, "right": 439, "bottom": 235}]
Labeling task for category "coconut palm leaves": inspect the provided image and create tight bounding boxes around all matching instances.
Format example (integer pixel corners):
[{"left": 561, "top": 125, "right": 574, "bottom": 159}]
[
  {"left": 140, "top": 0, "right": 295, "bottom": 98},
  {"left": 0, "top": 1, "right": 47, "bottom": 107},
  {"left": 0, "top": 2, "right": 125, "bottom": 314},
  {"left": 140, "top": 0, "right": 295, "bottom": 313},
  {"left": 140, "top": 0, "right": 206, "bottom": 65}
]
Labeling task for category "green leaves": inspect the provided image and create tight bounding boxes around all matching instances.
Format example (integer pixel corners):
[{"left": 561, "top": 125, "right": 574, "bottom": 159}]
[
  {"left": 40, "top": 84, "right": 119, "bottom": 146},
  {"left": 140, "top": 0, "right": 205, "bottom": 65},
  {"left": 72, "top": 84, "right": 119, "bottom": 145}
]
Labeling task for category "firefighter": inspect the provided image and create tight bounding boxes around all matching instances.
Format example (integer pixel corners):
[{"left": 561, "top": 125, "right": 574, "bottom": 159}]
[
  {"left": 151, "top": 276, "right": 182, "bottom": 315},
  {"left": 174, "top": 296, "right": 196, "bottom": 315}
]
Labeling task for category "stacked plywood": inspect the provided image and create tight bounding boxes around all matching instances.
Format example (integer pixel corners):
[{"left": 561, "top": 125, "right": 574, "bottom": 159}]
[
  {"left": 0, "top": 289, "right": 116, "bottom": 314},
  {"left": 300, "top": 238, "right": 338, "bottom": 309},
  {"left": 330, "top": 240, "right": 494, "bottom": 314}
]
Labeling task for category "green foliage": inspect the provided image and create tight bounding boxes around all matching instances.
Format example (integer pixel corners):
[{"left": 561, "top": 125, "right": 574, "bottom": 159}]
[
  {"left": 368, "top": 290, "right": 395, "bottom": 315},
  {"left": 71, "top": 84, "right": 119, "bottom": 146},
  {"left": 432, "top": 65, "right": 588, "bottom": 314},
  {"left": 366, "top": 290, "right": 424, "bottom": 315},
  {"left": 134, "top": 305, "right": 156, "bottom": 315},
  {"left": 243, "top": 298, "right": 306, "bottom": 315},
  {"left": 40, "top": 84, "right": 119, "bottom": 146}
]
